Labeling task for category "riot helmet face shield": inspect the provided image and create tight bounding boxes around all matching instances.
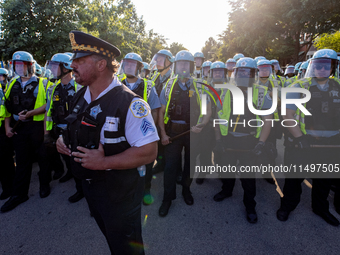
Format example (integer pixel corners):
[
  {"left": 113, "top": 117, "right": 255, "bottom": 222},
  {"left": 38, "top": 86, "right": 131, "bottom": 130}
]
[
  {"left": 140, "top": 69, "right": 150, "bottom": 79},
  {"left": 210, "top": 68, "right": 226, "bottom": 84},
  {"left": 226, "top": 62, "right": 236, "bottom": 71},
  {"left": 194, "top": 57, "right": 204, "bottom": 68},
  {"left": 120, "top": 59, "right": 140, "bottom": 78},
  {"left": 272, "top": 62, "right": 281, "bottom": 72},
  {"left": 305, "top": 58, "right": 336, "bottom": 80},
  {"left": 284, "top": 67, "right": 295, "bottom": 78},
  {"left": 0, "top": 74, "right": 7, "bottom": 86},
  {"left": 45, "top": 60, "right": 61, "bottom": 82},
  {"left": 234, "top": 68, "right": 256, "bottom": 88},
  {"left": 13, "top": 61, "right": 33, "bottom": 78},
  {"left": 258, "top": 64, "right": 272, "bottom": 79},
  {"left": 202, "top": 66, "right": 210, "bottom": 78},
  {"left": 175, "top": 60, "right": 191, "bottom": 79},
  {"left": 153, "top": 54, "right": 166, "bottom": 70}
]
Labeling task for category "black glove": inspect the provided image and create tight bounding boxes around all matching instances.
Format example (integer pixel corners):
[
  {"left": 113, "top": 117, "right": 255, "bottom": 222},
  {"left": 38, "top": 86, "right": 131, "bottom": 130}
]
[
  {"left": 44, "top": 134, "right": 55, "bottom": 146},
  {"left": 252, "top": 141, "right": 265, "bottom": 156},
  {"left": 295, "top": 135, "right": 310, "bottom": 149},
  {"left": 213, "top": 139, "right": 225, "bottom": 154},
  {"left": 265, "top": 142, "right": 278, "bottom": 158}
]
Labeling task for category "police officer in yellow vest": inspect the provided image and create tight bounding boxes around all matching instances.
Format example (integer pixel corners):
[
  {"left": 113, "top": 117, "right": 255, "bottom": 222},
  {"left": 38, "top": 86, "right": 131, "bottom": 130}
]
[
  {"left": 277, "top": 49, "right": 340, "bottom": 226},
  {"left": 118, "top": 52, "right": 161, "bottom": 205},
  {"left": 44, "top": 53, "right": 84, "bottom": 203},
  {"left": 0, "top": 68, "right": 15, "bottom": 200},
  {"left": 213, "top": 57, "right": 273, "bottom": 223},
  {"left": 158, "top": 50, "right": 211, "bottom": 217},
  {"left": 270, "top": 59, "right": 285, "bottom": 87},
  {"left": 1, "top": 51, "right": 49, "bottom": 213},
  {"left": 150, "top": 49, "right": 174, "bottom": 96},
  {"left": 150, "top": 49, "right": 174, "bottom": 173}
]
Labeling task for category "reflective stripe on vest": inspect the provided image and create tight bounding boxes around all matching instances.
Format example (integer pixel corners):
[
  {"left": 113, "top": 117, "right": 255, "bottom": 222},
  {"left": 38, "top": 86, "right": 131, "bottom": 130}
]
[
  {"left": 151, "top": 72, "right": 160, "bottom": 83},
  {"left": 164, "top": 75, "right": 202, "bottom": 125},
  {"left": 218, "top": 88, "right": 261, "bottom": 138},
  {"left": 144, "top": 79, "right": 154, "bottom": 102}
]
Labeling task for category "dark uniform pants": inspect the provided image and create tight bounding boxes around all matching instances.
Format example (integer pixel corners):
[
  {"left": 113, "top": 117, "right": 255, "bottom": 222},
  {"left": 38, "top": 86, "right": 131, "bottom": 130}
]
[
  {"left": 196, "top": 124, "right": 215, "bottom": 178},
  {"left": 216, "top": 135, "right": 258, "bottom": 211},
  {"left": 281, "top": 137, "right": 340, "bottom": 212},
  {"left": 12, "top": 121, "right": 49, "bottom": 196},
  {"left": 82, "top": 177, "right": 145, "bottom": 255},
  {"left": 0, "top": 125, "right": 15, "bottom": 194},
  {"left": 163, "top": 130, "right": 191, "bottom": 201}
]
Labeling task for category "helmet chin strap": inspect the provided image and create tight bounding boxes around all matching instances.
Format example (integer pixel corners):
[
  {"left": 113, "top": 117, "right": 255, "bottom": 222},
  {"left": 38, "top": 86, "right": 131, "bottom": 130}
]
[{"left": 158, "top": 62, "right": 172, "bottom": 73}]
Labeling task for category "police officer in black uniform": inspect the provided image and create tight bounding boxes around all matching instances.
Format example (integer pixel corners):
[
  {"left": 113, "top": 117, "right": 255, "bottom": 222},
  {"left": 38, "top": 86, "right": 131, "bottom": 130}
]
[
  {"left": 56, "top": 31, "right": 158, "bottom": 254},
  {"left": 1, "top": 51, "right": 49, "bottom": 213},
  {"left": 44, "top": 53, "right": 84, "bottom": 203}
]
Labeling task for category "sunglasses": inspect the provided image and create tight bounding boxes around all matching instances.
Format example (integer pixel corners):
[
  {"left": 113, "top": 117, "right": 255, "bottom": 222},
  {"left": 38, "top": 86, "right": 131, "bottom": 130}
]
[{"left": 314, "top": 63, "right": 331, "bottom": 71}]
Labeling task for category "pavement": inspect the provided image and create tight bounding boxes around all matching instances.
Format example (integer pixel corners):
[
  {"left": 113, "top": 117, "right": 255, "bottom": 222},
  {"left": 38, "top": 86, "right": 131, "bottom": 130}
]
[{"left": 1, "top": 139, "right": 340, "bottom": 255}]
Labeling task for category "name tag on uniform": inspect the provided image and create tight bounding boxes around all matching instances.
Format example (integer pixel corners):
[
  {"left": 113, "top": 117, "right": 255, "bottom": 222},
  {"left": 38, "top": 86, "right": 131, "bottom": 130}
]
[{"left": 104, "top": 117, "right": 119, "bottom": 132}]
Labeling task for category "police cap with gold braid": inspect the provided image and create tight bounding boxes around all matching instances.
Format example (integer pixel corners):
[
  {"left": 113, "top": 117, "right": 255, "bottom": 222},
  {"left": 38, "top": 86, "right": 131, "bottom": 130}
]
[{"left": 69, "top": 31, "right": 121, "bottom": 60}]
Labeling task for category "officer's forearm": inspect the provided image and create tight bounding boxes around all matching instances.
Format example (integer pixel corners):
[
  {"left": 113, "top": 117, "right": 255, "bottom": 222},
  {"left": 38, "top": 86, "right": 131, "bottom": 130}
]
[
  {"left": 44, "top": 111, "right": 49, "bottom": 134},
  {"left": 5, "top": 117, "right": 11, "bottom": 130},
  {"left": 158, "top": 105, "right": 166, "bottom": 135},
  {"left": 102, "top": 142, "right": 158, "bottom": 170},
  {"left": 29, "top": 104, "right": 46, "bottom": 117},
  {"left": 151, "top": 108, "right": 158, "bottom": 124},
  {"left": 282, "top": 108, "right": 303, "bottom": 137}
]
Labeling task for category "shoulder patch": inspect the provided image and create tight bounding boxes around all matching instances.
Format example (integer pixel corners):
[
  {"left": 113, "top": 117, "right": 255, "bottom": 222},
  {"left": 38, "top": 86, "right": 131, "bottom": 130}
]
[
  {"left": 130, "top": 100, "right": 149, "bottom": 118},
  {"left": 140, "top": 118, "right": 155, "bottom": 136}
]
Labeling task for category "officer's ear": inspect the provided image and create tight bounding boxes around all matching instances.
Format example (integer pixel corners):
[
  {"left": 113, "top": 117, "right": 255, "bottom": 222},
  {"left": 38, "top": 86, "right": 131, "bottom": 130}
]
[{"left": 96, "top": 58, "right": 107, "bottom": 72}]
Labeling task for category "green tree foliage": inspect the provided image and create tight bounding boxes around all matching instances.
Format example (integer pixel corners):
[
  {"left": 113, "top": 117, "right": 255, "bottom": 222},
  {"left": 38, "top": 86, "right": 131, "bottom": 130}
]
[
  {"left": 143, "top": 30, "right": 167, "bottom": 62},
  {"left": 81, "top": 0, "right": 148, "bottom": 61},
  {"left": 201, "top": 37, "right": 220, "bottom": 62},
  {"left": 204, "top": 0, "right": 340, "bottom": 63},
  {"left": 168, "top": 42, "right": 187, "bottom": 56},
  {"left": 0, "top": 0, "right": 85, "bottom": 64},
  {"left": 314, "top": 31, "right": 340, "bottom": 52},
  {"left": 0, "top": 0, "right": 190, "bottom": 65}
]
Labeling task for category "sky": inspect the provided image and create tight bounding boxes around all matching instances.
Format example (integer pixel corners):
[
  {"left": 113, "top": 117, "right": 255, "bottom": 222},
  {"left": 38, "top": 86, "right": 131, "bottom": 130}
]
[{"left": 132, "top": 0, "right": 232, "bottom": 54}]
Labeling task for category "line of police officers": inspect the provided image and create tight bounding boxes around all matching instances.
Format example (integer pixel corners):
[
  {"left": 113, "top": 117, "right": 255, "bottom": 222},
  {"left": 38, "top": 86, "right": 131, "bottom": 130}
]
[{"left": 1, "top": 46, "right": 340, "bottom": 230}]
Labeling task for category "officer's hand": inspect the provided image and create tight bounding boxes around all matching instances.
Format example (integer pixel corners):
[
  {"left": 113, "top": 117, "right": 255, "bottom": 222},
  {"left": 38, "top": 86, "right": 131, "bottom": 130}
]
[
  {"left": 161, "top": 134, "right": 171, "bottom": 146},
  {"left": 295, "top": 135, "right": 310, "bottom": 149},
  {"left": 44, "top": 134, "right": 55, "bottom": 146},
  {"left": 265, "top": 142, "right": 278, "bottom": 158},
  {"left": 191, "top": 125, "right": 203, "bottom": 134},
  {"left": 18, "top": 110, "right": 31, "bottom": 120},
  {"left": 72, "top": 143, "right": 105, "bottom": 170},
  {"left": 6, "top": 128, "right": 15, "bottom": 138},
  {"left": 252, "top": 141, "right": 265, "bottom": 156},
  {"left": 56, "top": 136, "right": 71, "bottom": 156},
  {"left": 213, "top": 139, "right": 225, "bottom": 154}
]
